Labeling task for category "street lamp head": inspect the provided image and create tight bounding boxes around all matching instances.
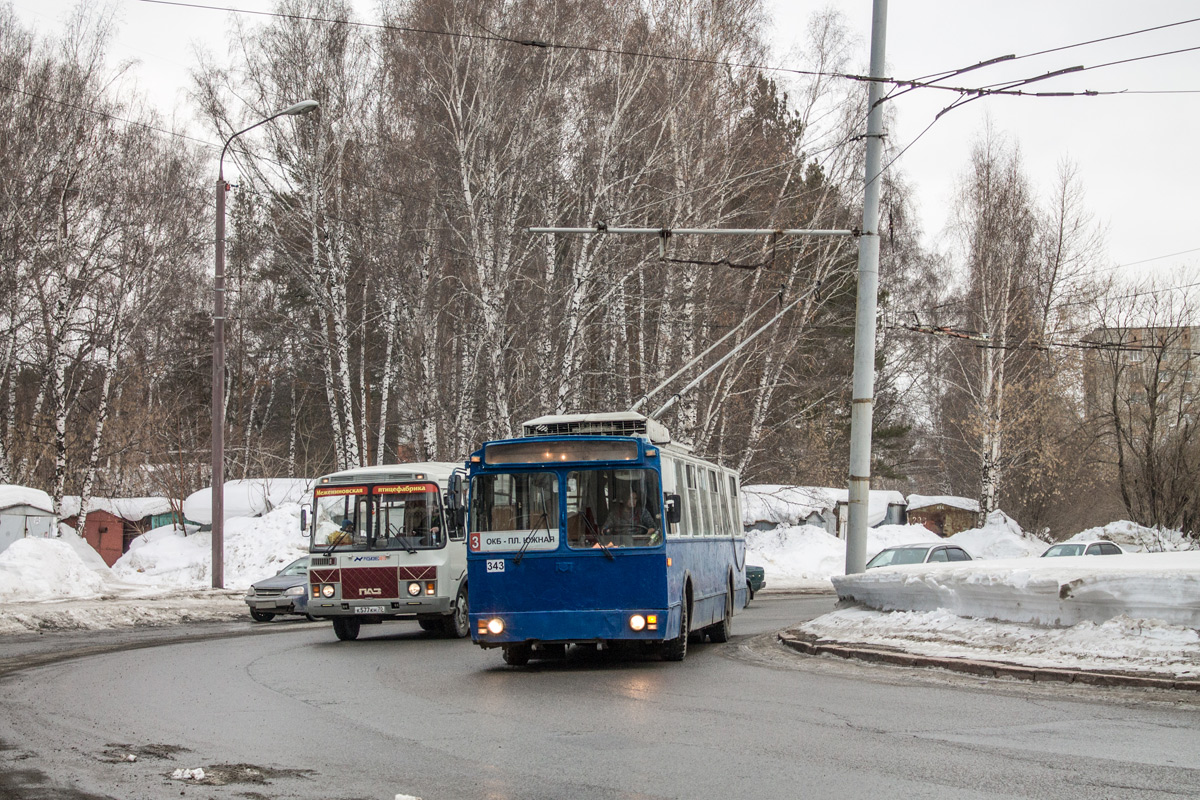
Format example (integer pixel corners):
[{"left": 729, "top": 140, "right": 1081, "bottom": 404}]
[{"left": 281, "top": 99, "right": 319, "bottom": 116}]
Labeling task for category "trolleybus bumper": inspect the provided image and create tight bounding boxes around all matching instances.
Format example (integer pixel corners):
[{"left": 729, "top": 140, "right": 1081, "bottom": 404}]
[{"left": 470, "top": 607, "right": 676, "bottom": 647}]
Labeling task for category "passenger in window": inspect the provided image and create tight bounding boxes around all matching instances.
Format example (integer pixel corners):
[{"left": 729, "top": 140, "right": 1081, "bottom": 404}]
[{"left": 600, "top": 487, "right": 655, "bottom": 547}]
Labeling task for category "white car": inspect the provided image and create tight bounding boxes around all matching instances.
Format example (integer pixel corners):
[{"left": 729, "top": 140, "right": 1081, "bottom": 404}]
[
  {"left": 1041, "top": 541, "right": 1124, "bottom": 557},
  {"left": 866, "top": 543, "right": 973, "bottom": 568}
]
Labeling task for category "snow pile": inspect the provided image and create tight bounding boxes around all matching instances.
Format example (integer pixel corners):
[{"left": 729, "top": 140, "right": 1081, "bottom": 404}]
[
  {"left": 799, "top": 607, "right": 1200, "bottom": 678},
  {"left": 0, "top": 538, "right": 114, "bottom": 601},
  {"left": 746, "top": 522, "right": 940, "bottom": 589},
  {"left": 745, "top": 525, "right": 846, "bottom": 588},
  {"left": 832, "top": 551, "right": 1200, "bottom": 628},
  {"left": 944, "top": 510, "right": 1045, "bottom": 559},
  {"left": 1066, "top": 520, "right": 1196, "bottom": 553},
  {"left": 182, "top": 478, "right": 313, "bottom": 525},
  {"left": 114, "top": 503, "right": 308, "bottom": 589}
]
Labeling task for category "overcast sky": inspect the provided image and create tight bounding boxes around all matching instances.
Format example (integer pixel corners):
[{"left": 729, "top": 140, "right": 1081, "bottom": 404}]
[{"left": 10, "top": 0, "right": 1199, "bottom": 286}]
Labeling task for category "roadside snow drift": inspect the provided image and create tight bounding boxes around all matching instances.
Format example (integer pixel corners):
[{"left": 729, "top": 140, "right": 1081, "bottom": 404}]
[{"left": 832, "top": 551, "right": 1200, "bottom": 628}]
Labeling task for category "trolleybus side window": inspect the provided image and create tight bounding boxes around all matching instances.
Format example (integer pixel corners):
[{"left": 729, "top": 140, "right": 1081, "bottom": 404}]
[
  {"left": 716, "top": 473, "right": 730, "bottom": 536},
  {"left": 674, "top": 461, "right": 690, "bottom": 536},
  {"left": 699, "top": 468, "right": 715, "bottom": 536},
  {"left": 728, "top": 475, "right": 740, "bottom": 535},
  {"left": 686, "top": 463, "right": 702, "bottom": 536},
  {"left": 566, "top": 468, "right": 661, "bottom": 549}
]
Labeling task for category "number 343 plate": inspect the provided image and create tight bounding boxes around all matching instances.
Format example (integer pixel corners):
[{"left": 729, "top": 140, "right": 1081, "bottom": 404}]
[{"left": 486, "top": 559, "right": 505, "bottom": 573}]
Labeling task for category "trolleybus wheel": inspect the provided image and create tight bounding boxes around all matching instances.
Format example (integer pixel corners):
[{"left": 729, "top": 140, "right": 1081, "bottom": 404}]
[
  {"left": 503, "top": 645, "right": 530, "bottom": 666},
  {"left": 707, "top": 585, "right": 733, "bottom": 643},
  {"left": 249, "top": 610, "right": 275, "bottom": 622},
  {"left": 332, "top": 617, "right": 360, "bottom": 641},
  {"left": 443, "top": 584, "right": 469, "bottom": 638},
  {"left": 663, "top": 600, "right": 688, "bottom": 661}
]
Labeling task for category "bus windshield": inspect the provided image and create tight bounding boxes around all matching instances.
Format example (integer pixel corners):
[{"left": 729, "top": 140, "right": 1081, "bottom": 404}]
[
  {"left": 312, "top": 483, "right": 445, "bottom": 551},
  {"left": 567, "top": 468, "right": 661, "bottom": 549}
]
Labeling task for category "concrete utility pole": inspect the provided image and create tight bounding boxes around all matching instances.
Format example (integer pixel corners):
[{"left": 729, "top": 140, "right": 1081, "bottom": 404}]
[{"left": 845, "top": 0, "right": 889, "bottom": 575}]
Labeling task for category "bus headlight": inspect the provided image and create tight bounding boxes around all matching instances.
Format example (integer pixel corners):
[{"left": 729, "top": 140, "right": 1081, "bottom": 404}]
[
  {"left": 486, "top": 618, "right": 504, "bottom": 635},
  {"left": 407, "top": 582, "right": 422, "bottom": 596},
  {"left": 629, "top": 614, "right": 647, "bottom": 632},
  {"left": 321, "top": 584, "right": 335, "bottom": 598}
]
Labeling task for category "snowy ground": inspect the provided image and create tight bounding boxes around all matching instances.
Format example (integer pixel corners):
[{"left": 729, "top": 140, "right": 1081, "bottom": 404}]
[{"left": 0, "top": 499, "right": 1196, "bottom": 679}]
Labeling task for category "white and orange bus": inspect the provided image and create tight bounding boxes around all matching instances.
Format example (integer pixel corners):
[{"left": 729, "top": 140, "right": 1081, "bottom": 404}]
[{"left": 304, "top": 462, "right": 469, "bottom": 641}]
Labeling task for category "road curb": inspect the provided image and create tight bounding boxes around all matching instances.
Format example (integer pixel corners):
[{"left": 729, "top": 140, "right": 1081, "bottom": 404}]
[{"left": 777, "top": 630, "right": 1200, "bottom": 691}]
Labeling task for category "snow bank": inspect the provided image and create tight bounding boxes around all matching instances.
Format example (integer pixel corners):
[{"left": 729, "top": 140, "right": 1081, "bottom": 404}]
[
  {"left": 746, "top": 522, "right": 940, "bottom": 589},
  {"left": 945, "top": 510, "right": 1044, "bottom": 559},
  {"left": 832, "top": 551, "right": 1200, "bottom": 628},
  {"left": 745, "top": 525, "right": 846, "bottom": 589},
  {"left": 182, "top": 478, "right": 313, "bottom": 525},
  {"left": 113, "top": 503, "right": 308, "bottom": 589},
  {"left": 798, "top": 607, "right": 1200, "bottom": 678},
  {"left": 1066, "top": 520, "right": 1196, "bottom": 553},
  {"left": 0, "top": 538, "right": 114, "bottom": 601}
]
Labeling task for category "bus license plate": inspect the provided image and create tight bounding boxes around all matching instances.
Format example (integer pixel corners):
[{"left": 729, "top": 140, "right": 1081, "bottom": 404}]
[
  {"left": 355, "top": 606, "right": 385, "bottom": 614},
  {"left": 486, "top": 559, "right": 505, "bottom": 573}
]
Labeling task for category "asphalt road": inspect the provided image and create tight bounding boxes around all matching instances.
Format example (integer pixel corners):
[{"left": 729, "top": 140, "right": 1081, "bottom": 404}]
[{"left": 0, "top": 592, "right": 1197, "bottom": 800}]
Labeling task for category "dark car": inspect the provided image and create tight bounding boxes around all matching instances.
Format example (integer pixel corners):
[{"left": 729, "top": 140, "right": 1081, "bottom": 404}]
[
  {"left": 244, "top": 556, "right": 311, "bottom": 622},
  {"left": 1041, "top": 541, "right": 1124, "bottom": 557},
  {"left": 745, "top": 565, "right": 765, "bottom": 606},
  {"left": 865, "top": 543, "right": 972, "bottom": 569}
]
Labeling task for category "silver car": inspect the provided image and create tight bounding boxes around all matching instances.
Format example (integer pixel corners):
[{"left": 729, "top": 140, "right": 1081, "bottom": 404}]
[
  {"left": 1041, "top": 541, "right": 1124, "bottom": 557},
  {"left": 244, "top": 556, "right": 312, "bottom": 622},
  {"left": 866, "top": 543, "right": 973, "bottom": 569}
]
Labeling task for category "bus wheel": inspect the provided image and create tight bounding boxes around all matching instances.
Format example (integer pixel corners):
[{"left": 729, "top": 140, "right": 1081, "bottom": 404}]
[
  {"left": 333, "top": 618, "right": 360, "bottom": 641},
  {"left": 442, "top": 584, "right": 469, "bottom": 638},
  {"left": 249, "top": 611, "right": 275, "bottom": 623},
  {"left": 503, "top": 645, "right": 530, "bottom": 666},
  {"left": 708, "top": 587, "right": 733, "bottom": 643},
  {"left": 663, "top": 601, "right": 688, "bottom": 662}
]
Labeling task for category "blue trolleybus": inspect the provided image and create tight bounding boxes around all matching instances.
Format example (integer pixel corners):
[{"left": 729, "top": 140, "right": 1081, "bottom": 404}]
[{"left": 466, "top": 412, "right": 747, "bottom": 665}]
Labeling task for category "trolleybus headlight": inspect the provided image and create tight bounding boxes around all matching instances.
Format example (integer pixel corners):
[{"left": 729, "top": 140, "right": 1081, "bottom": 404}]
[
  {"left": 407, "top": 581, "right": 422, "bottom": 596},
  {"left": 486, "top": 618, "right": 504, "bottom": 635},
  {"left": 647, "top": 614, "right": 658, "bottom": 631},
  {"left": 321, "top": 584, "right": 335, "bottom": 598},
  {"left": 629, "top": 614, "right": 647, "bottom": 632}
]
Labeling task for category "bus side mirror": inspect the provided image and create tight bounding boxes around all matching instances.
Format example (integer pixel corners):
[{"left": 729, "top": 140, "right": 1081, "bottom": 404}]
[
  {"left": 665, "top": 494, "right": 681, "bottom": 525},
  {"left": 300, "top": 504, "right": 310, "bottom": 536}
]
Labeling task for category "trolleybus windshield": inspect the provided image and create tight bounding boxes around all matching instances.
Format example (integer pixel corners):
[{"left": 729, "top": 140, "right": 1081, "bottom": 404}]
[
  {"left": 566, "top": 468, "right": 661, "bottom": 549},
  {"left": 469, "top": 472, "right": 560, "bottom": 553},
  {"left": 312, "top": 483, "right": 445, "bottom": 551}
]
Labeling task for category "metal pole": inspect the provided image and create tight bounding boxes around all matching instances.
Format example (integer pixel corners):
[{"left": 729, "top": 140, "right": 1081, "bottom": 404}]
[
  {"left": 212, "top": 173, "right": 226, "bottom": 589},
  {"left": 211, "top": 98, "right": 318, "bottom": 591},
  {"left": 846, "top": 0, "right": 888, "bottom": 575}
]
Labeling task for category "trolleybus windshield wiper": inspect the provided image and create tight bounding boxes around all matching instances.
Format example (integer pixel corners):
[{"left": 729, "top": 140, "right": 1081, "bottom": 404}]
[
  {"left": 514, "top": 490, "right": 552, "bottom": 565},
  {"left": 583, "top": 512, "right": 614, "bottom": 560}
]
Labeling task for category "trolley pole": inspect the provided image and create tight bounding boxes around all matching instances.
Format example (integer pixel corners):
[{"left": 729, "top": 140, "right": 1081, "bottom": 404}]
[{"left": 845, "top": 0, "right": 889, "bottom": 575}]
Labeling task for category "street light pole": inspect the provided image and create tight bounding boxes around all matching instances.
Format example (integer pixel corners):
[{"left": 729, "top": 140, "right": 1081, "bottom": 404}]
[{"left": 212, "top": 99, "right": 319, "bottom": 589}]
